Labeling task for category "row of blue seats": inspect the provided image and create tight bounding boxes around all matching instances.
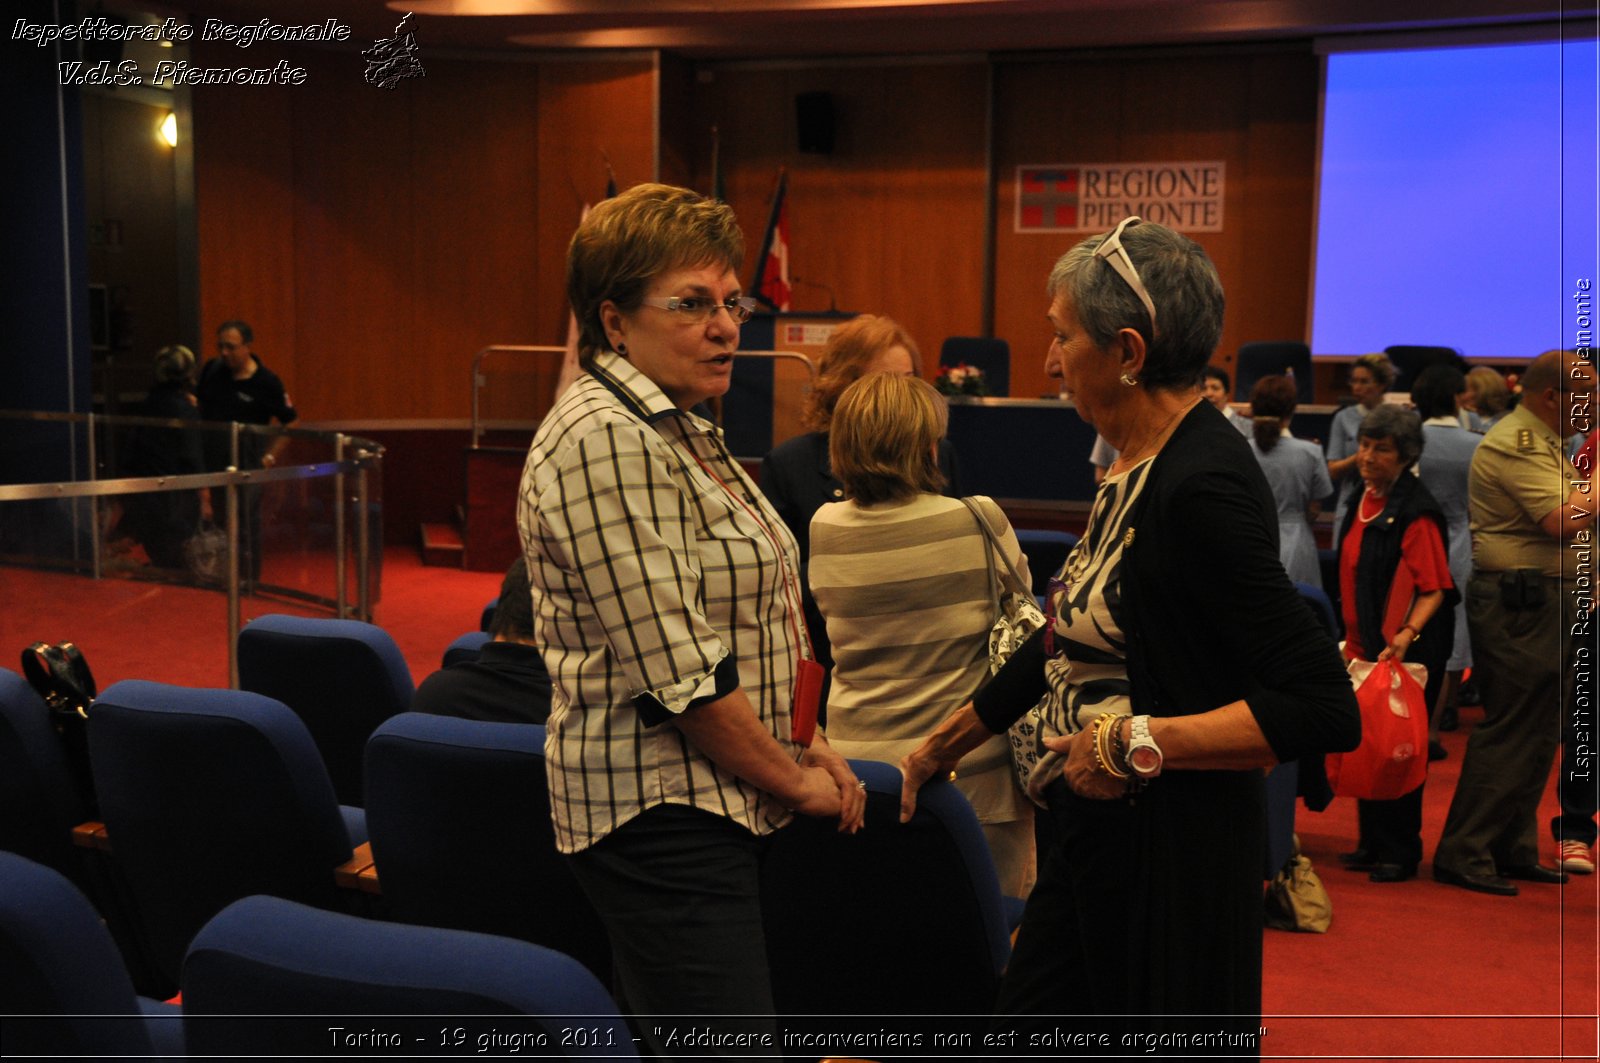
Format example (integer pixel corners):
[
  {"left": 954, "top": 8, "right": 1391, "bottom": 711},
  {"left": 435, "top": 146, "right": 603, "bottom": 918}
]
[
  {"left": 1, "top": 666, "right": 1013, "bottom": 1056},
  {"left": 0, "top": 849, "right": 630, "bottom": 1059}
]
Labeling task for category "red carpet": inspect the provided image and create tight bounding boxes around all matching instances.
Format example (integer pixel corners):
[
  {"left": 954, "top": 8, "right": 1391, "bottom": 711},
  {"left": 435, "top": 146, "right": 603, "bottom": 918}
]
[{"left": 2, "top": 553, "right": 1595, "bottom": 1059}]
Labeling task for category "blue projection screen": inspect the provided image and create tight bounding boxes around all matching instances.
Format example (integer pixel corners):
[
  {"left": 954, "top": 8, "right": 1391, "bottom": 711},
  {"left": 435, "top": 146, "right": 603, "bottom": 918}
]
[{"left": 1311, "top": 37, "right": 1597, "bottom": 360}]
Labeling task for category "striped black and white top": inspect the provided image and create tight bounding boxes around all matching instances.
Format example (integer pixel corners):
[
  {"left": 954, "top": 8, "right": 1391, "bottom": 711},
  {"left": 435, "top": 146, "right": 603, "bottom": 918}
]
[
  {"left": 1028, "top": 455, "right": 1153, "bottom": 800},
  {"left": 517, "top": 352, "right": 803, "bottom": 853}
]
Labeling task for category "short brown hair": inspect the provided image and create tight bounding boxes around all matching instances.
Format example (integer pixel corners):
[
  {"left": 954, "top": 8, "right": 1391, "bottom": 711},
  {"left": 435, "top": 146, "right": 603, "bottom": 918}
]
[
  {"left": 804, "top": 314, "right": 921, "bottom": 431},
  {"left": 829, "top": 373, "right": 947, "bottom": 505},
  {"left": 566, "top": 183, "right": 744, "bottom": 368}
]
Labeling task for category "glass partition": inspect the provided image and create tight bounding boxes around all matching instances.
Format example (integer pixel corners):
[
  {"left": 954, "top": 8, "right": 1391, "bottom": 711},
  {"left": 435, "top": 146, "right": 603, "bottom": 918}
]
[{"left": 0, "top": 411, "right": 383, "bottom": 687}]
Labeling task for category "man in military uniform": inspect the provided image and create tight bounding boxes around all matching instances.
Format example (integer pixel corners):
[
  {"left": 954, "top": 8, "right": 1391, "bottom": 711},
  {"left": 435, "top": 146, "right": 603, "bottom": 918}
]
[{"left": 1434, "top": 350, "right": 1596, "bottom": 895}]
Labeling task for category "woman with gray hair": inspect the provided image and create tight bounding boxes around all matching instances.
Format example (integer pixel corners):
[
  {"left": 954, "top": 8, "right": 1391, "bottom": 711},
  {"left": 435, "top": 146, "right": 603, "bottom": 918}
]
[
  {"left": 900, "top": 217, "right": 1357, "bottom": 1041},
  {"left": 1334, "top": 403, "right": 1457, "bottom": 882}
]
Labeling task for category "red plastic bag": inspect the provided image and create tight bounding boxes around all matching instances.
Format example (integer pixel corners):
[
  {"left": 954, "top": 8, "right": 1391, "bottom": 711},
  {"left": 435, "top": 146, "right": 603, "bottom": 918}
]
[{"left": 1326, "top": 658, "right": 1429, "bottom": 801}]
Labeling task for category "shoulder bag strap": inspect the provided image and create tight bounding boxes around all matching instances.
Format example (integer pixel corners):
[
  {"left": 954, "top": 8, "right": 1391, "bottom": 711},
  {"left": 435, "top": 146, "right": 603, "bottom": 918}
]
[
  {"left": 961, "top": 496, "right": 1030, "bottom": 598},
  {"left": 960, "top": 497, "right": 1004, "bottom": 625}
]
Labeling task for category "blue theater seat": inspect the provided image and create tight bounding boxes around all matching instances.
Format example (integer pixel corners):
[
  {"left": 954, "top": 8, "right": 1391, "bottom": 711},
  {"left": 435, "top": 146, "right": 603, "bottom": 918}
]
[
  {"left": 238, "top": 614, "right": 414, "bottom": 807},
  {"left": 182, "top": 895, "right": 632, "bottom": 1058},
  {"left": 88, "top": 680, "right": 366, "bottom": 995},
  {"left": 0, "top": 851, "right": 182, "bottom": 1058},
  {"left": 363, "top": 713, "right": 612, "bottom": 984},
  {"left": 760, "top": 758, "right": 1010, "bottom": 1017}
]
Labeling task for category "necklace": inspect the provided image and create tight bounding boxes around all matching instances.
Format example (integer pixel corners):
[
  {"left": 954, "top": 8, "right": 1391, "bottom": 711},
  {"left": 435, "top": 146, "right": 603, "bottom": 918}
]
[
  {"left": 1114, "top": 397, "right": 1200, "bottom": 470},
  {"left": 1357, "top": 486, "right": 1387, "bottom": 524}
]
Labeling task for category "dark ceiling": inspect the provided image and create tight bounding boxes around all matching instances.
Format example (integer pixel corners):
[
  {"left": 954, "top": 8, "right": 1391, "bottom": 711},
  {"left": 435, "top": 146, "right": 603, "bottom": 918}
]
[{"left": 130, "top": 0, "right": 1585, "bottom": 60}]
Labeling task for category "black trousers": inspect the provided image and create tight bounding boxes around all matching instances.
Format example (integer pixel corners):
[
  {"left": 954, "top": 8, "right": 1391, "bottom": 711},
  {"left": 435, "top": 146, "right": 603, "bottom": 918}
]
[
  {"left": 1354, "top": 609, "right": 1452, "bottom": 870},
  {"left": 566, "top": 804, "right": 776, "bottom": 1061}
]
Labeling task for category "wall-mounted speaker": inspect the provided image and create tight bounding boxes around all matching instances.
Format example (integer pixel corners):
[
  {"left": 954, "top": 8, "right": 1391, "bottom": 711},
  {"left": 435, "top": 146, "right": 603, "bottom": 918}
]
[{"left": 796, "top": 92, "right": 836, "bottom": 155}]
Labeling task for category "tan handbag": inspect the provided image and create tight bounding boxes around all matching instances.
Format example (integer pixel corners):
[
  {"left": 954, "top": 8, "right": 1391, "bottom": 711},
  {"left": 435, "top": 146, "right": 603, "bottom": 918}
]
[{"left": 1264, "top": 836, "right": 1332, "bottom": 933}]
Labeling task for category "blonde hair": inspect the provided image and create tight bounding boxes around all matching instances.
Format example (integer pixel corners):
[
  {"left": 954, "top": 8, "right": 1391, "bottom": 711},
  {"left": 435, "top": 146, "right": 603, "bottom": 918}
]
[
  {"left": 153, "top": 344, "right": 196, "bottom": 386},
  {"left": 566, "top": 183, "right": 744, "bottom": 368},
  {"left": 1351, "top": 352, "right": 1397, "bottom": 391},
  {"left": 804, "top": 314, "right": 921, "bottom": 431},
  {"left": 829, "top": 373, "right": 947, "bottom": 505},
  {"left": 1466, "top": 365, "right": 1510, "bottom": 415}
]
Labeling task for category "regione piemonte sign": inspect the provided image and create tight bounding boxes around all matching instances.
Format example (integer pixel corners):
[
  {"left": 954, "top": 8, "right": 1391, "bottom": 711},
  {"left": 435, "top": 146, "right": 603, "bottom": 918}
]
[{"left": 1015, "top": 162, "right": 1226, "bottom": 233}]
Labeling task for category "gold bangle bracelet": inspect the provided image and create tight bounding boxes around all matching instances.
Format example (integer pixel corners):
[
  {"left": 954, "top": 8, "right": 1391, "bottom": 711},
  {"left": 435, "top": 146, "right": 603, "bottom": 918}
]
[{"left": 1092, "top": 713, "right": 1131, "bottom": 779}]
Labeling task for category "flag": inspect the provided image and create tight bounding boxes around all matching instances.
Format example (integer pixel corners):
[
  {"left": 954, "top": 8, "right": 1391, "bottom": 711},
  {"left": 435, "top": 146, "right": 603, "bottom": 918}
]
[{"left": 752, "top": 169, "right": 791, "bottom": 312}]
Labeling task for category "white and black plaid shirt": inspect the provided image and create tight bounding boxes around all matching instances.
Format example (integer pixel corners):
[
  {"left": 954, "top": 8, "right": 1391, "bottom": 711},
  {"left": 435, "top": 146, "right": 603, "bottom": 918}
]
[{"left": 518, "top": 351, "right": 804, "bottom": 853}]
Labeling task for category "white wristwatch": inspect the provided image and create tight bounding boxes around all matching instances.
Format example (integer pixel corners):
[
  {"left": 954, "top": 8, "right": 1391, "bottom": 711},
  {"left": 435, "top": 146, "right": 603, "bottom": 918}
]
[{"left": 1125, "top": 715, "right": 1164, "bottom": 779}]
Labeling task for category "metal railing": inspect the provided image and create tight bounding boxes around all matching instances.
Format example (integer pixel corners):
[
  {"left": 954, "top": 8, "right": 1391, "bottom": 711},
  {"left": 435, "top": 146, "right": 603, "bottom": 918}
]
[
  {"left": 467, "top": 346, "right": 818, "bottom": 452},
  {"left": 470, "top": 345, "right": 566, "bottom": 449},
  {"left": 0, "top": 410, "right": 384, "bottom": 687}
]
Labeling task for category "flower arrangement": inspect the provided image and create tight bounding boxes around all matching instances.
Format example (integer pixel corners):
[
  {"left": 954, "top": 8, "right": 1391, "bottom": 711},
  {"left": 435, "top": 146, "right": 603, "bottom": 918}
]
[{"left": 934, "top": 362, "right": 989, "bottom": 397}]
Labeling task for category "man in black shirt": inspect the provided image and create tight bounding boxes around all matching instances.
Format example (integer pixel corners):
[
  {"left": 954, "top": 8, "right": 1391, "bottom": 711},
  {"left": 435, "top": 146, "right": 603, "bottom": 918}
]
[
  {"left": 197, "top": 320, "right": 296, "bottom": 584},
  {"left": 411, "top": 558, "right": 553, "bottom": 725}
]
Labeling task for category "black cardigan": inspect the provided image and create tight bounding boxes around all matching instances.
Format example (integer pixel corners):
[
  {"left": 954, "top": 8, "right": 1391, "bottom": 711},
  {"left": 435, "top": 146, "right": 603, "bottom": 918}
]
[
  {"left": 975, "top": 400, "right": 1360, "bottom": 763},
  {"left": 1335, "top": 471, "right": 1460, "bottom": 663}
]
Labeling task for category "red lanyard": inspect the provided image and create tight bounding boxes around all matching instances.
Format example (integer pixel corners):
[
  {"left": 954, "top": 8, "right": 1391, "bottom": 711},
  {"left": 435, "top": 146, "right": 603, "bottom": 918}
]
[{"left": 681, "top": 442, "right": 817, "bottom": 665}]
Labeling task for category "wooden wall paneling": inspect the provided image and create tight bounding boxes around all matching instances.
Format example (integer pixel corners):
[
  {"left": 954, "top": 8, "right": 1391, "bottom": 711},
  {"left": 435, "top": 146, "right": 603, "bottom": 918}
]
[
  {"left": 693, "top": 61, "right": 988, "bottom": 377},
  {"left": 288, "top": 49, "right": 416, "bottom": 423},
  {"left": 1237, "top": 51, "right": 1318, "bottom": 366},
  {"left": 532, "top": 57, "right": 657, "bottom": 413},
  {"left": 192, "top": 40, "right": 297, "bottom": 403},
  {"left": 992, "top": 49, "right": 1317, "bottom": 404},
  {"left": 407, "top": 59, "right": 542, "bottom": 422},
  {"left": 992, "top": 59, "right": 1123, "bottom": 403}
]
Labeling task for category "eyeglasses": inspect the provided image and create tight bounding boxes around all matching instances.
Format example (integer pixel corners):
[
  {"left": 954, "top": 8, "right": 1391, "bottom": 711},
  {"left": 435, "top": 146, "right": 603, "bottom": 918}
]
[
  {"left": 1093, "top": 216, "right": 1158, "bottom": 334},
  {"left": 641, "top": 295, "right": 758, "bottom": 325}
]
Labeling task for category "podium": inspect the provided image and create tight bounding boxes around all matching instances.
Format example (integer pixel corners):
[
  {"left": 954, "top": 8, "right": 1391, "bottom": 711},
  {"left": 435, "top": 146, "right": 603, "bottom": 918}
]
[{"left": 724, "top": 312, "right": 853, "bottom": 458}]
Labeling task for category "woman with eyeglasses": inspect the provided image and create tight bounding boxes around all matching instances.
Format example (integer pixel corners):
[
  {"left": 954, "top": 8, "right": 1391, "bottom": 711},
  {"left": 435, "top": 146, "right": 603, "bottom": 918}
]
[
  {"left": 517, "top": 183, "right": 865, "bottom": 1055},
  {"left": 1333, "top": 405, "right": 1455, "bottom": 882},
  {"left": 899, "top": 217, "right": 1358, "bottom": 1044}
]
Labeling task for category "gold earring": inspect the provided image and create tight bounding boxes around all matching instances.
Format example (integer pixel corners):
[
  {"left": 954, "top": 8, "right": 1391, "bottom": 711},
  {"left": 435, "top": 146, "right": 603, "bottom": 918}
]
[{"left": 1120, "top": 372, "right": 1138, "bottom": 387}]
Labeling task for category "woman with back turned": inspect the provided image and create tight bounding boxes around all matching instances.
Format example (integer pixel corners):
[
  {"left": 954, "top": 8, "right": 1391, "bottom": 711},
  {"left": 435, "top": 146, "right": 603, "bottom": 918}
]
[
  {"left": 1248, "top": 373, "right": 1334, "bottom": 589},
  {"left": 809, "top": 372, "right": 1035, "bottom": 898},
  {"left": 899, "top": 217, "right": 1358, "bottom": 1050}
]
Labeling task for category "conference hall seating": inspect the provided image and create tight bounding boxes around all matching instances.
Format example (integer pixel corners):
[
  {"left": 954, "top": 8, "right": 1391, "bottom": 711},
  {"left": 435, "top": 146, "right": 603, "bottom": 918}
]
[
  {"left": 760, "top": 758, "right": 1011, "bottom": 1019},
  {"left": 182, "top": 894, "right": 633, "bottom": 1058},
  {"left": 87, "top": 680, "right": 368, "bottom": 996},
  {"left": 1236, "top": 341, "right": 1313, "bottom": 404},
  {"left": 940, "top": 336, "right": 1012, "bottom": 397},
  {"left": 237, "top": 613, "right": 414, "bottom": 807},
  {"left": 0, "top": 851, "right": 183, "bottom": 1058},
  {"left": 363, "top": 713, "right": 613, "bottom": 984}
]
